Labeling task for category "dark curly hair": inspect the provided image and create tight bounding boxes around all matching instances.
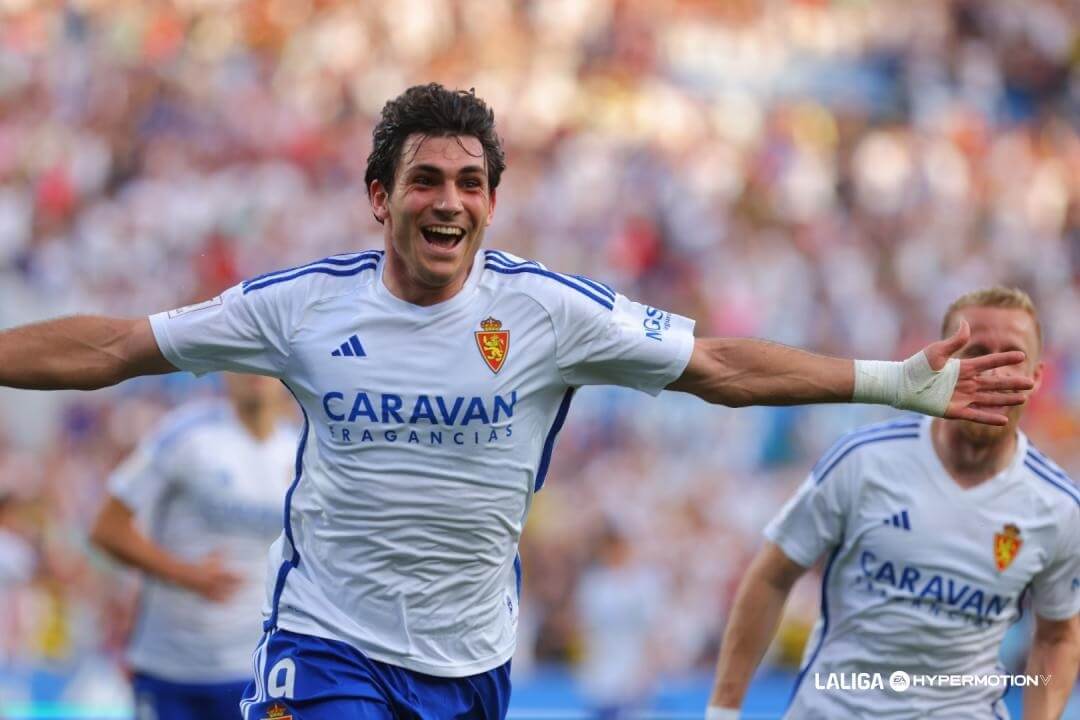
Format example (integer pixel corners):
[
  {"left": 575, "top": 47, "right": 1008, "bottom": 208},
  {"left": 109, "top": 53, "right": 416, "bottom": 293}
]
[{"left": 365, "top": 84, "right": 506, "bottom": 198}]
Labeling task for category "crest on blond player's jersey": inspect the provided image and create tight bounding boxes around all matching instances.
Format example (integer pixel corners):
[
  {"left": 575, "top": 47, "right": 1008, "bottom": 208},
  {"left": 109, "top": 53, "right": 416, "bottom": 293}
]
[
  {"left": 261, "top": 704, "right": 292, "bottom": 720},
  {"left": 475, "top": 317, "right": 510, "bottom": 374},
  {"left": 993, "top": 523, "right": 1023, "bottom": 572}
]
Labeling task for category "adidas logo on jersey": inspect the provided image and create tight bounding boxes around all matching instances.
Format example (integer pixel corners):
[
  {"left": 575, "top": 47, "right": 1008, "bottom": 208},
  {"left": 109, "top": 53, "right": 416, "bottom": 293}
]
[
  {"left": 331, "top": 334, "right": 366, "bottom": 358},
  {"left": 883, "top": 509, "right": 911, "bottom": 530}
]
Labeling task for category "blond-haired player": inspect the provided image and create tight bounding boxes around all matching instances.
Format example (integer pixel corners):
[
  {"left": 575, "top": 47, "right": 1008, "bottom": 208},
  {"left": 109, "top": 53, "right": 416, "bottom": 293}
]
[{"left": 708, "top": 288, "right": 1080, "bottom": 719}]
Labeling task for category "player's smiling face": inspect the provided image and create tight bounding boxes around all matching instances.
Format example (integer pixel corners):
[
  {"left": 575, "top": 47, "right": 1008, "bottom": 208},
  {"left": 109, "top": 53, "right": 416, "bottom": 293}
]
[
  {"left": 371, "top": 133, "right": 496, "bottom": 306},
  {"left": 949, "top": 306, "right": 1043, "bottom": 443}
]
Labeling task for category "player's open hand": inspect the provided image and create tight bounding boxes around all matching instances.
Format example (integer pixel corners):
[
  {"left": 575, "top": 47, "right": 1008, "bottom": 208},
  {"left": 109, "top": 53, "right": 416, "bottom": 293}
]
[
  {"left": 925, "top": 320, "right": 1033, "bottom": 426},
  {"left": 183, "top": 551, "right": 244, "bottom": 603}
]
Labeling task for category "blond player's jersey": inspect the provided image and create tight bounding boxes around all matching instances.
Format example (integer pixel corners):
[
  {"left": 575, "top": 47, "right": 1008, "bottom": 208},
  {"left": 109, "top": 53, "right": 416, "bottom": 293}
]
[
  {"left": 148, "top": 249, "right": 695, "bottom": 677},
  {"left": 767, "top": 415, "right": 1080, "bottom": 719},
  {"left": 108, "top": 400, "right": 296, "bottom": 682}
]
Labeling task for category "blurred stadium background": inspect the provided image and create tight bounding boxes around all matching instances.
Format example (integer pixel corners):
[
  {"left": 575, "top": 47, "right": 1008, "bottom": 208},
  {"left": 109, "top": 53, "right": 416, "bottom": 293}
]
[{"left": 0, "top": 0, "right": 1077, "bottom": 717}]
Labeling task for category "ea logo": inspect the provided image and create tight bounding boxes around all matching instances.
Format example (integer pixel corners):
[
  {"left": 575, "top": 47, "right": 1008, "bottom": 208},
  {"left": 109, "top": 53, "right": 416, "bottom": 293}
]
[{"left": 889, "top": 670, "right": 911, "bottom": 693}]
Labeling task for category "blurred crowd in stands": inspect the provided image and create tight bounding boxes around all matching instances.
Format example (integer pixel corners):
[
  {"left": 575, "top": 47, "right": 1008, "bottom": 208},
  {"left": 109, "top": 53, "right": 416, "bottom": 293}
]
[{"left": 0, "top": 0, "right": 1076, "bottom": 709}]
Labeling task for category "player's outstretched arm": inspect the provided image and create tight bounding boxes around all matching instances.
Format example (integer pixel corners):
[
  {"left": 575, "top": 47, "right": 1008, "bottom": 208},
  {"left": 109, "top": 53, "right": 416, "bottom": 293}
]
[
  {"left": 90, "top": 497, "right": 242, "bottom": 603},
  {"left": 0, "top": 316, "right": 175, "bottom": 390},
  {"left": 1023, "top": 614, "right": 1080, "bottom": 720},
  {"left": 667, "top": 322, "right": 1033, "bottom": 426},
  {"left": 708, "top": 543, "right": 809, "bottom": 716}
]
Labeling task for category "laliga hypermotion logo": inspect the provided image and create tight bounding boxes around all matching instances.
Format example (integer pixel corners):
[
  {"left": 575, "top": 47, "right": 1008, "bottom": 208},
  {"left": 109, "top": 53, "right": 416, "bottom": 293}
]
[
  {"left": 994, "top": 523, "right": 1022, "bottom": 572},
  {"left": 475, "top": 317, "right": 509, "bottom": 374}
]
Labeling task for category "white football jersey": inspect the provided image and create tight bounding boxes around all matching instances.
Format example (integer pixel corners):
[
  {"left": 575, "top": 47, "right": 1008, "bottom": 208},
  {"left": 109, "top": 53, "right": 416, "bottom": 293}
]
[
  {"left": 108, "top": 400, "right": 296, "bottom": 683},
  {"left": 767, "top": 415, "right": 1080, "bottom": 719},
  {"left": 148, "top": 249, "right": 695, "bottom": 677}
]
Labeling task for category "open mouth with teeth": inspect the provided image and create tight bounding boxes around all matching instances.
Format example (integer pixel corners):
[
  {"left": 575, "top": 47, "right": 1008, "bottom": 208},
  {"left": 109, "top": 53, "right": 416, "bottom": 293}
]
[{"left": 421, "top": 225, "right": 466, "bottom": 249}]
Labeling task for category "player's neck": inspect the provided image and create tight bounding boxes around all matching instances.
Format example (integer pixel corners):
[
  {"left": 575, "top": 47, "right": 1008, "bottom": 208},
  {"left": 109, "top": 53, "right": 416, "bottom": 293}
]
[
  {"left": 235, "top": 404, "right": 276, "bottom": 442},
  {"left": 930, "top": 419, "right": 1018, "bottom": 489},
  {"left": 382, "top": 251, "right": 468, "bottom": 307}
]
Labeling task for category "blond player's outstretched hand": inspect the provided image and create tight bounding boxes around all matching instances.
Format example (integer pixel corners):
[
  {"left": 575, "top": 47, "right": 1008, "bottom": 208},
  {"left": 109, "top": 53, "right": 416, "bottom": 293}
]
[
  {"left": 924, "top": 320, "right": 1033, "bottom": 426},
  {"left": 854, "top": 320, "right": 1034, "bottom": 425}
]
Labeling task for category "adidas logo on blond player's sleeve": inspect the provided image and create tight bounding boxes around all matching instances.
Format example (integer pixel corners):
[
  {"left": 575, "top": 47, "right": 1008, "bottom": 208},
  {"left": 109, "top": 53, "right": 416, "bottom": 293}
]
[
  {"left": 882, "top": 509, "right": 912, "bottom": 530},
  {"left": 331, "top": 335, "right": 366, "bottom": 358}
]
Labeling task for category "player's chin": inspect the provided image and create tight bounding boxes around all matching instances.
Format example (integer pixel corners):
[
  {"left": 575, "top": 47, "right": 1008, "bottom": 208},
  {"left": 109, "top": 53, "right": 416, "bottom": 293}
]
[
  {"left": 957, "top": 421, "right": 1006, "bottom": 444},
  {"left": 415, "top": 258, "right": 467, "bottom": 288},
  {"left": 957, "top": 411, "right": 1014, "bottom": 440}
]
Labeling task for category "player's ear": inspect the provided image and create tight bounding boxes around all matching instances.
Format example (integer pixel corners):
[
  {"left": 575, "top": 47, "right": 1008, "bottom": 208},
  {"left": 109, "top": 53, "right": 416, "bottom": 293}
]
[
  {"left": 485, "top": 187, "right": 497, "bottom": 227},
  {"left": 370, "top": 180, "right": 390, "bottom": 225},
  {"left": 1030, "top": 359, "right": 1045, "bottom": 395}
]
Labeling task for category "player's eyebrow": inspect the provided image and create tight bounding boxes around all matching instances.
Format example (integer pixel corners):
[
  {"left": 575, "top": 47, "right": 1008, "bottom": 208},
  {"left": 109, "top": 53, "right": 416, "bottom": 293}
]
[{"left": 406, "top": 164, "right": 487, "bottom": 177}]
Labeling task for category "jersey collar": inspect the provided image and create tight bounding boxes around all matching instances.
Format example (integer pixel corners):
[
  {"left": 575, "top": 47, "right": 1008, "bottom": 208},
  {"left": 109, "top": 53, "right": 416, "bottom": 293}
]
[
  {"left": 919, "top": 415, "right": 1028, "bottom": 501},
  {"left": 374, "top": 250, "right": 485, "bottom": 316}
]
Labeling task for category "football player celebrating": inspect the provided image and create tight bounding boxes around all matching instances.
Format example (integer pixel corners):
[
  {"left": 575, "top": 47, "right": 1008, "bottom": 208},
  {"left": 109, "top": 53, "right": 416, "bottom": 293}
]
[{"left": 0, "top": 85, "right": 1033, "bottom": 719}]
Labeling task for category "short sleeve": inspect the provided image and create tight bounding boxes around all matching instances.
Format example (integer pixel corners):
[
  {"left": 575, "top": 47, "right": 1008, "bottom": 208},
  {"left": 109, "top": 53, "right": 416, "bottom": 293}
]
[
  {"left": 765, "top": 463, "right": 853, "bottom": 569},
  {"left": 1030, "top": 504, "right": 1080, "bottom": 620},
  {"left": 554, "top": 293, "right": 695, "bottom": 395},
  {"left": 148, "top": 281, "right": 298, "bottom": 378},
  {"left": 107, "top": 442, "right": 174, "bottom": 518}
]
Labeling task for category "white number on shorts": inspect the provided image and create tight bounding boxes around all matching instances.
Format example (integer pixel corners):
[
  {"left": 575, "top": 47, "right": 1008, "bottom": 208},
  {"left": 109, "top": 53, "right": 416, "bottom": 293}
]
[{"left": 268, "top": 657, "right": 297, "bottom": 699}]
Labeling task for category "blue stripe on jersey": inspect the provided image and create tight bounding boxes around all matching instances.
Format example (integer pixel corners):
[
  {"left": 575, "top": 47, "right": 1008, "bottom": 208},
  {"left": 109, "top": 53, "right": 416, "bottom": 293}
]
[
  {"left": 513, "top": 554, "right": 522, "bottom": 601},
  {"left": 242, "top": 252, "right": 382, "bottom": 295},
  {"left": 244, "top": 262, "right": 379, "bottom": 295},
  {"left": 264, "top": 382, "right": 310, "bottom": 632},
  {"left": 484, "top": 263, "right": 614, "bottom": 311},
  {"left": 788, "top": 542, "right": 843, "bottom": 708},
  {"left": 1022, "top": 456, "right": 1080, "bottom": 509},
  {"left": 241, "top": 252, "right": 381, "bottom": 289},
  {"left": 1011, "top": 582, "right": 1032, "bottom": 627},
  {"left": 484, "top": 250, "right": 539, "bottom": 268},
  {"left": 484, "top": 250, "right": 617, "bottom": 304},
  {"left": 534, "top": 388, "right": 575, "bottom": 492},
  {"left": 242, "top": 251, "right": 382, "bottom": 289},
  {"left": 571, "top": 274, "right": 615, "bottom": 301},
  {"left": 813, "top": 432, "right": 920, "bottom": 486},
  {"left": 1027, "top": 447, "right": 1079, "bottom": 486},
  {"left": 485, "top": 251, "right": 616, "bottom": 300},
  {"left": 147, "top": 404, "right": 227, "bottom": 460},
  {"left": 811, "top": 417, "right": 921, "bottom": 479}
]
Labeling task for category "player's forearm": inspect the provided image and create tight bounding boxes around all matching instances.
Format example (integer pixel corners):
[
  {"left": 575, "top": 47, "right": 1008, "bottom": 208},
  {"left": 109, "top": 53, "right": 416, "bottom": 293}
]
[
  {"left": 710, "top": 573, "right": 793, "bottom": 708},
  {"left": 1023, "top": 635, "right": 1080, "bottom": 719},
  {"left": 90, "top": 515, "right": 193, "bottom": 589},
  {"left": 0, "top": 315, "right": 170, "bottom": 390},
  {"left": 673, "top": 338, "right": 853, "bottom": 407}
]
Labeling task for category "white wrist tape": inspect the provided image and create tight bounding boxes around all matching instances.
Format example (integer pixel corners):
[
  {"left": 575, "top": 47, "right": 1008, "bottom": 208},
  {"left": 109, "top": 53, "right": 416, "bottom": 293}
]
[
  {"left": 853, "top": 351, "right": 960, "bottom": 417},
  {"left": 705, "top": 708, "right": 740, "bottom": 720}
]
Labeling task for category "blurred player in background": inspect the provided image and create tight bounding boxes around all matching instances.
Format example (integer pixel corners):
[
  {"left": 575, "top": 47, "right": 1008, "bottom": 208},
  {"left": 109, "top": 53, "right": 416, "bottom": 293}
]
[
  {"left": 0, "top": 489, "right": 36, "bottom": 589},
  {"left": 708, "top": 288, "right": 1080, "bottom": 720},
  {"left": 575, "top": 524, "right": 664, "bottom": 719},
  {"left": 90, "top": 373, "right": 295, "bottom": 720},
  {"left": 0, "top": 84, "right": 1034, "bottom": 719}
]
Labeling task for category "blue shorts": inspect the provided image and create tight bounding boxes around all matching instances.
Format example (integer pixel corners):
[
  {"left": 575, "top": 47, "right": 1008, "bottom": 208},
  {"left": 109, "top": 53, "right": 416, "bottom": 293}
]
[
  {"left": 240, "top": 629, "right": 511, "bottom": 720},
  {"left": 132, "top": 673, "right": 247, "bottom": 720}
]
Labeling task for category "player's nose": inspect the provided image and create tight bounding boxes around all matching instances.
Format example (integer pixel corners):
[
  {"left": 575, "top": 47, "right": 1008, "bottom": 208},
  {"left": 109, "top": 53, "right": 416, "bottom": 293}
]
[{"left": 433, "top": 182, "right": 463, "bottom": 216}]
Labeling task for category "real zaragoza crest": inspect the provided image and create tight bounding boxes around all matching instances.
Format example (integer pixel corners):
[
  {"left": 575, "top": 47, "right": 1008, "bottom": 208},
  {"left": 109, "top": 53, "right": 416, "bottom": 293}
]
[
  {"left": 993, "top": 523, "right": 1022, "bottom": 572},
  {"left": 475, "top": 317, "right": 509, "bottom": 374},
  {"left": 261, "top": 704, "right": 293, "bottom": 720}
]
